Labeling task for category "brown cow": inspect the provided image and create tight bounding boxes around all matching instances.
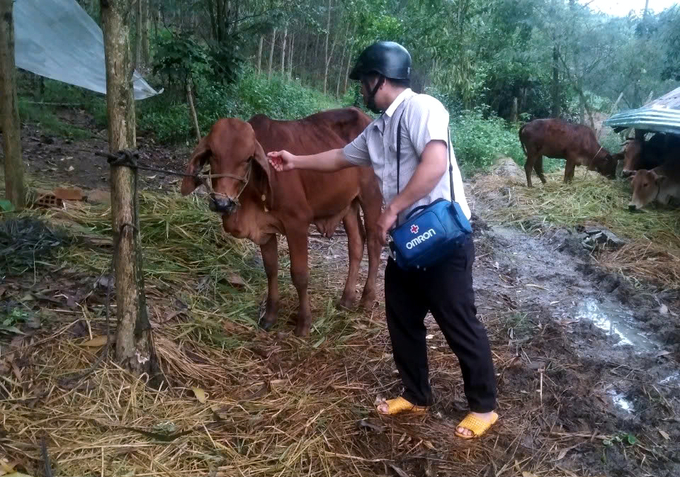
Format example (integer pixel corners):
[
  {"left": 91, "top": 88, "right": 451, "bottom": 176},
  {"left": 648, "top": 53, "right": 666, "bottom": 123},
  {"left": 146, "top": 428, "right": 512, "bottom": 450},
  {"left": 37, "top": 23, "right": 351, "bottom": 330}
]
[
  {"left": 180, "top": 108, "right": 383, "bottom": 336},
  {"left": 519, "top": 118, "right": 617, "bottom": 187},
  {"left": 620, "top": 133, "right": 680, "bottom": 177},
  {"left": 629, "top": 159, "right": 680, "bottom": 210}
]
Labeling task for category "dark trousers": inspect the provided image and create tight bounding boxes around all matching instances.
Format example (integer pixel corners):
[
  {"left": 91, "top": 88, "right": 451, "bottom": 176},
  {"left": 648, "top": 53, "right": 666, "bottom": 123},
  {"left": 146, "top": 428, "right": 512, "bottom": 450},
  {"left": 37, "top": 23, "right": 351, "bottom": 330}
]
[{"left": 385, "top": 237, "right": 497, "bottom": 412}]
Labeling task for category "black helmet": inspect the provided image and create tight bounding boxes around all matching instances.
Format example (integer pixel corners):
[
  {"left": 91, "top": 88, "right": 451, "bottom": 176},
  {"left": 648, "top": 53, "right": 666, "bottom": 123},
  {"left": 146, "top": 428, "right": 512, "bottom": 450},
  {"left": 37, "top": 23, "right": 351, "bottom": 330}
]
[{"left": 349, "top": 41, "right": 411, "bottom": 81}]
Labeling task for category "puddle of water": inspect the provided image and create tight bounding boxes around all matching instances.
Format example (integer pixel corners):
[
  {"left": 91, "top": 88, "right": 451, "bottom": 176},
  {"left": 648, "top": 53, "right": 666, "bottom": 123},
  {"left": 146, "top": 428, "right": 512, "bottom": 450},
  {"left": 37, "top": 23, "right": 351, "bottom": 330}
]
[
  {"left": 605, "top": 388, "right": 635, "bottom": 413},
  {"left": 659, "top": 372, "right": 680, "bottom": 386},
  {"left": 612, "top": 393, "right": 635, "bottom": 413},
  {"left": 572, "top": 299, "right": 656, "bottom": 352}
]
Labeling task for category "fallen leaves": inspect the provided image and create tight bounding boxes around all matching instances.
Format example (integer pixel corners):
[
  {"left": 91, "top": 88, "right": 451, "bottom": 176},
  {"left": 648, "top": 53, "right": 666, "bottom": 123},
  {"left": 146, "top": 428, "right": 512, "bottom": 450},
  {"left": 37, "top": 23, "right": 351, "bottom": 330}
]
[{"left": 192, "top": 387, "right": 207, "bottom": 403}]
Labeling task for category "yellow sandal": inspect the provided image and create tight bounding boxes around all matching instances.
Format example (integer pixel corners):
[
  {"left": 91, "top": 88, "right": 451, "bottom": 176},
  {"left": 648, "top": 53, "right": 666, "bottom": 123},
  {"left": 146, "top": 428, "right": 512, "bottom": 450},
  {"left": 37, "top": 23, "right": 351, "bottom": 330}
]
[
  {"left": 454, "top": 412, "right": 499, "bottom": 439},
  {"left": 376, "top": 396, "right": 429, "bottom": 416}
]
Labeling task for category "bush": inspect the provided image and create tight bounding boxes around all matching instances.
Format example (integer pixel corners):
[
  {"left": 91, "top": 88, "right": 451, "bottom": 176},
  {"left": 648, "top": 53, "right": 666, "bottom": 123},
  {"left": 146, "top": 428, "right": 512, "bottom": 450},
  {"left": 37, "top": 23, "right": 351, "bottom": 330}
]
[{"left": 451, "top": 108, "right": 526, "bottom": 177}]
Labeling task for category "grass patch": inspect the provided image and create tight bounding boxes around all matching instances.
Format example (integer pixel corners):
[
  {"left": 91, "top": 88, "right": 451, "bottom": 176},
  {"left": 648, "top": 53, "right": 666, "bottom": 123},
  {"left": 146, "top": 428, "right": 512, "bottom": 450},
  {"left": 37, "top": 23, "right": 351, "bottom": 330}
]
[{"left": 18, "top": 99, "right": 94, "bottom": 140}]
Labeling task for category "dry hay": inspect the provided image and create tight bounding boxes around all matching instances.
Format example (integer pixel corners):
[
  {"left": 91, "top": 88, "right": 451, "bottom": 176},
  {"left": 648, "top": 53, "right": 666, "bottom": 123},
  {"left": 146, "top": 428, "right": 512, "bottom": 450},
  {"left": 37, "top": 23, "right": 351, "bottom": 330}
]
[
  {"left": 472, "top": 167, "right": 680, "bottom": 289},
  {"left": 0, "top": 188, "right": 655, "bottom": 477}
]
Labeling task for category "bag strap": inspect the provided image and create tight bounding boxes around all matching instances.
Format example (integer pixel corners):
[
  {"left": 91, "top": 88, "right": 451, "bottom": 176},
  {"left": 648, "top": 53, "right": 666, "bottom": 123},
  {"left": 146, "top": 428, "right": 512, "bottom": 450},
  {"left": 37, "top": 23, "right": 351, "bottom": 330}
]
[{"left": 395, "top": 108, "right": 456, "bottom": 204}]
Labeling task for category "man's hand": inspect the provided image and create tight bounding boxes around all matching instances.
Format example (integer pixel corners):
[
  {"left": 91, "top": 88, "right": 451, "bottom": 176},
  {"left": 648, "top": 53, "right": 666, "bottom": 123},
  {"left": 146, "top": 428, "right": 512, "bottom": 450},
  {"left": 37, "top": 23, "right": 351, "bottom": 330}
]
[
  {"left": 377, "top": 205, "right": 399, "bottom": 246},
  {"left": 268, "top": 150, "right": 296, "bottom": 171}
]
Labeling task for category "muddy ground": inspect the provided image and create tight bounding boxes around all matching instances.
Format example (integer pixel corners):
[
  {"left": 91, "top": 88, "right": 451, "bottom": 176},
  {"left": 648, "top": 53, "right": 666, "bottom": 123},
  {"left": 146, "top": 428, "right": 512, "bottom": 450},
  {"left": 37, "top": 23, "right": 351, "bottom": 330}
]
[{"left": 2, "top": 113, "right": 680, "bottom": 476}]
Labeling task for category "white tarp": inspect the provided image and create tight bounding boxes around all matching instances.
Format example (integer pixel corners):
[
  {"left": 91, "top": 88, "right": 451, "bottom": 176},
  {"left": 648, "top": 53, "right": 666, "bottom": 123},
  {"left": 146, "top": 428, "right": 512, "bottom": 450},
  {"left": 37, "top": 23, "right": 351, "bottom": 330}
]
[{"left": 13, "top": 0, "right": 161, "bottom": 100}]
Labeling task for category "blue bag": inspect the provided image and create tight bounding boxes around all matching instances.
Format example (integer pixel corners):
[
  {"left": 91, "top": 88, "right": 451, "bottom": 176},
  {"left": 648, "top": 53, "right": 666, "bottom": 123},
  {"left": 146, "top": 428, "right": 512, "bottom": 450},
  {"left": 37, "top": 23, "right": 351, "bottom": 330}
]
[{"left": 388, "top": 111, "right": 472, "bottom": 270}]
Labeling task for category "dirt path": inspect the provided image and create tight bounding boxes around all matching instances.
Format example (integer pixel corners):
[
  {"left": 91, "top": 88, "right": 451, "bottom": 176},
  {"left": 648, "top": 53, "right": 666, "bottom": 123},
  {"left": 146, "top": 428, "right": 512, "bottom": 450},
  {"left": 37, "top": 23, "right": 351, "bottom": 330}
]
[{"left": 467, "top": 180, "right": 680, "bottom": 476}]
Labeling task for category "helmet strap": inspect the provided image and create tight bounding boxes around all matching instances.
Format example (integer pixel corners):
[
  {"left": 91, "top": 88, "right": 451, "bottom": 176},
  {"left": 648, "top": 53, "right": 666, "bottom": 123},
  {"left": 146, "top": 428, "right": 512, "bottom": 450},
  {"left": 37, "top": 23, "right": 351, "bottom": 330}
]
[{"left": 362, "top": 75, "right": 385, "bottom": 114}]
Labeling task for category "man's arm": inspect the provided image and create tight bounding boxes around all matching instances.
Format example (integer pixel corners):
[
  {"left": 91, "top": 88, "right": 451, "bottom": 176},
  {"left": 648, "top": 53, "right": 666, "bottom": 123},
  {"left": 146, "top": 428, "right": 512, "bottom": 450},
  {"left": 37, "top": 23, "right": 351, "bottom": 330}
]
[
  {"left": 376, "top": 140, "right": 447, "bottom": 243},
  {"left": 268, "top": 148, "right": 356, "bottom": 172}
]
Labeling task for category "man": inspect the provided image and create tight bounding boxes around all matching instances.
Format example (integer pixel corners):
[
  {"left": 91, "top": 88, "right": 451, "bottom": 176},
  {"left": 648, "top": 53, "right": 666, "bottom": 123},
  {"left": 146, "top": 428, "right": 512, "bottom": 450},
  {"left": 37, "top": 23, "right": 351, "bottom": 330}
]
[{"left": 268, "top": 41, "right": 498, "bottom": 439}]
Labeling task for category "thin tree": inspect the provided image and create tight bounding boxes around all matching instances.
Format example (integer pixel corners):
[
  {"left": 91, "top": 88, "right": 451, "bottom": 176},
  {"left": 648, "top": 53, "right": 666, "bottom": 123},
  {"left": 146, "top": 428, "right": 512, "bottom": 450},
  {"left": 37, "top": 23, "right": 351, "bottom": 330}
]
[
  {"left": 268, "top": 27, "right": 277, "bottom": 80},
  {"left": 0, "top": 0, "right": 25, "bottom": 209},
  {"left": 280, "top": 26, "right": 287, "bottom": 74},
  {"left": 323, "top": 0, "right": 337, "bottom": 94},
  {"left": 257, "top": 34, "right": 264, "bottom": 74},
  {"left": 100, "top": 0, "right": 156, "bottom": 375}
]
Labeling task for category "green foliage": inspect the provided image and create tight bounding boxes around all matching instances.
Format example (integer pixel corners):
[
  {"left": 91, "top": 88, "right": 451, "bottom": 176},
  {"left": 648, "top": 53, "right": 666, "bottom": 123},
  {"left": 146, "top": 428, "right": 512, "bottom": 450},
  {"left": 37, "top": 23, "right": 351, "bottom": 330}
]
[
  {"left": 152, "top": 30, "right": 242, "bottom": 91},
  {"left": 450, "top": 108, "right": 526, "bottom": 177},
  {"left": 138, "top": 69, "right": 343, "bottom": 143},
  {"left": 18, "top": 100, "right": 92, "bottom": 140},
  {"left": 15, "top": 74, "right": 106, "bottom": 136}
]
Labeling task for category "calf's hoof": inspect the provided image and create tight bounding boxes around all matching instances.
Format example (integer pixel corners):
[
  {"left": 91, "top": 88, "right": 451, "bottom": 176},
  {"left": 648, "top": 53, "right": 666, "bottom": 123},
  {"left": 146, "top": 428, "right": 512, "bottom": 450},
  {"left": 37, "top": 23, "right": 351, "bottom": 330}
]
[
  {"left": 359, "top": 291, "right": 376, "bottom": 310},
  {"left": 294, "top": 313, "right": 312, "bottom": 337},
  {"left": 259, "top": 315, "right": 277, "bottom": 331},
  {"left": 336, "top": 296, "right": 355, "bottom": 311},
  {"left": 294, "top": 322, "right": 311, "bottom": 337}
]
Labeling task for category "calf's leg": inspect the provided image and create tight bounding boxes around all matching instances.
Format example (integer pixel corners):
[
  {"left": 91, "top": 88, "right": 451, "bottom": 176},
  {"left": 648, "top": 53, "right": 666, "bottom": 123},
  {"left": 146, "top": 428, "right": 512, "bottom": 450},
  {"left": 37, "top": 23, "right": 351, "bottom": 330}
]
[
  {"left": 564, "top": 157, "right": 576, "bottom": 183},
  {"left": 285, "top": 228, "right": 313, "bottom": 337},
  {"left": 524, "top": 153, "right": 536, "bottom": 188},
  {"left": 359, "top": 177, "right": 383, "bottom": 310},
  {"left": 359, "top": 193, "right": 382, "bottom": 309},
  {"left": 259, "top": 235, "right": 279, "bottom": 331},
  {"left": 533, "top": 156, "right": 547, "bottom": 184},
  {"left": 338, "top": 202, "right": 362, "bottom": 309}
]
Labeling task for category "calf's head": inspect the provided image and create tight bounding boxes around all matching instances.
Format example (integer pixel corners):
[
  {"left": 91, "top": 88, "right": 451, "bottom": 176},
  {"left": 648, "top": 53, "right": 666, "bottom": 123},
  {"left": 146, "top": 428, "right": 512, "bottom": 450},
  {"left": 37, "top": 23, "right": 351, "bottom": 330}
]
[
  {"left": 628, "top": 169, "right": 663, "bottom": 211},
  {"left": 620, "top": 139, "right": 643, "bottom": 178},
  {"left": 591, "top": 149, "right": 618, "bottom": 179},
  {"left": 181, "top": 118, "right": 272, "bottom": 215}
]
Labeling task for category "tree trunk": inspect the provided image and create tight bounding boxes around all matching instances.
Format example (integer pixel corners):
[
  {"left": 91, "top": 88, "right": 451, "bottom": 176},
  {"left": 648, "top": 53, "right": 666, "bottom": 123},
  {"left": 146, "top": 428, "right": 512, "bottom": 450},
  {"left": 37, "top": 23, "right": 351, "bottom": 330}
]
[
  {"left": 207, "top": 0, "right": 217, "bottom": 41},
  {"left": 280, "top": 26, "right": 287, "bottom": 75},
  {"left": 100, "top": 0, "right": 156, "bottom": 376},
  {"left": 288, "top": 33, "right": 294, "bottom": 80},
  {"left": 344, "top": 38, "right": 353, "bottom": 95},
  {"left": 0, "top": 0, "right": 25, "bottom": 210},
  {"left": 551, "top": 42, "right": 560, "bottom": 118},
  {"left": 141, "top": 0, "right": 150, "bottom": 64},
  {"left": 314, "top": 33, "right": 320, "bottom": 83},
  {"left": 257, "top": 34, "right": 264, "bottom": 74},
  {"left": 323, "top": 0, "right": 332, "bottom": 94},
  {"left": 336, "top": 25, "right": 350, "bottom": 97},
  {"left": 268, "top": 28, "right": 277, "bottom": 81},
  {"left": 324, "top": 34, "right": 338, "bottom": 96},
  {"left": 301, "top": 34, "right": 308, "bottom": 84},
  {"left": 134, "top": 0, "right": 142, "bottom": 69}
]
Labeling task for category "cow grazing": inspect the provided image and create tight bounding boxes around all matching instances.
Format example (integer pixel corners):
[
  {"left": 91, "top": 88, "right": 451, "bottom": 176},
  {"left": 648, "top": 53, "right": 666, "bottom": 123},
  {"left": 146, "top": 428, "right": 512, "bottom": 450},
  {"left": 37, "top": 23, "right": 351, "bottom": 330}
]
[
  {"left": 620, "top": 133, "right": 680, "bottom": 177},
  {"left": 181, "top": 108, "right": 383, "bottom": 336},
  {"left": 519, "top": 118, "right": 617, "bottom": 187},
  {"left": 629, "top": 159, "right": 680, "bottom": 210}
]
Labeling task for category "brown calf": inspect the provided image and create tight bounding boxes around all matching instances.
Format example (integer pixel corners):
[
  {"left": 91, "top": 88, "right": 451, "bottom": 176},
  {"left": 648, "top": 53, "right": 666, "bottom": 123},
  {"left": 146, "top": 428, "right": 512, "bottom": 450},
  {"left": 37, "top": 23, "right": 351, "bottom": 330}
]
[
  {"left": 519, "top": 118, "right": 617, "bottom": 187},
  {"left": 629, "top": 158, "right": 680, "bottom": 210},
  {"left": 181, "top": 108, "right": 383, "bottom": 336},
  {"left": 620, "top": 133, "right": 680, "bottom": 177}
]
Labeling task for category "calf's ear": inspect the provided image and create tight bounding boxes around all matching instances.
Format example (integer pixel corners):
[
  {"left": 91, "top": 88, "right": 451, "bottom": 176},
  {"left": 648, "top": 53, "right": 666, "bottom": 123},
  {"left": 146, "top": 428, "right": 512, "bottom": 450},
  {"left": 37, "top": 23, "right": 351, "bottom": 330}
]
[
  {"left": 252, "top": 141, "right": 274, "bottom": 208},
  {"left": 181, "top": 137, "right": 210, "bottom": 196}
]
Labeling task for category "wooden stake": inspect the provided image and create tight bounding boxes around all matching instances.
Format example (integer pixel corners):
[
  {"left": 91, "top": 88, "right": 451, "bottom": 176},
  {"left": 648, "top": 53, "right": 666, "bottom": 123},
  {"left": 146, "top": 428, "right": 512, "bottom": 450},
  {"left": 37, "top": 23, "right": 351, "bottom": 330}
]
[
  {"left": 187, "top": 81, "right": 201, "bottom": 143},
  {"left": 100, "top": 0, "right": 155, "bottom": 375},
  {"left": 0, "top": 0, "right": 26, "bottom": 210}
]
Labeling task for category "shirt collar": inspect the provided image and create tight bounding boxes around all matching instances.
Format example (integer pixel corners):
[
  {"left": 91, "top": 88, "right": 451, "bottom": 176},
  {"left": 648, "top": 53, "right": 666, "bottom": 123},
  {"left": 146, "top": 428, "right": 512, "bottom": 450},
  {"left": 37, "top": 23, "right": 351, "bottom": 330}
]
[{"left": 384, "top": 88, "right": 415, "bottom": 118}]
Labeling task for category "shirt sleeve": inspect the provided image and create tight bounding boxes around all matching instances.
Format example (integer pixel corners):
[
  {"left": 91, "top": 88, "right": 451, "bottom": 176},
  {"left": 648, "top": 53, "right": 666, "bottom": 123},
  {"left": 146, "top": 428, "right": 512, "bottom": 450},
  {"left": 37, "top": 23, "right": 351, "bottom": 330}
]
[
  {"left": 405, "top": 96, "right": 450, "bottom": 158},
  {"left": 342, "top": 128, "right": 372, "bottom": 167}
]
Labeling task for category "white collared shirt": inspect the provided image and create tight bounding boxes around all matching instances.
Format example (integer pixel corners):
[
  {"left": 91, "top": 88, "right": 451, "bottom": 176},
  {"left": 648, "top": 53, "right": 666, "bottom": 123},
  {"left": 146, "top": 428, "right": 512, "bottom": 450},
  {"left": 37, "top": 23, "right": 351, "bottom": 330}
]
[{"left": 343, "top": 88, "right": 470, "bottom": 225}]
